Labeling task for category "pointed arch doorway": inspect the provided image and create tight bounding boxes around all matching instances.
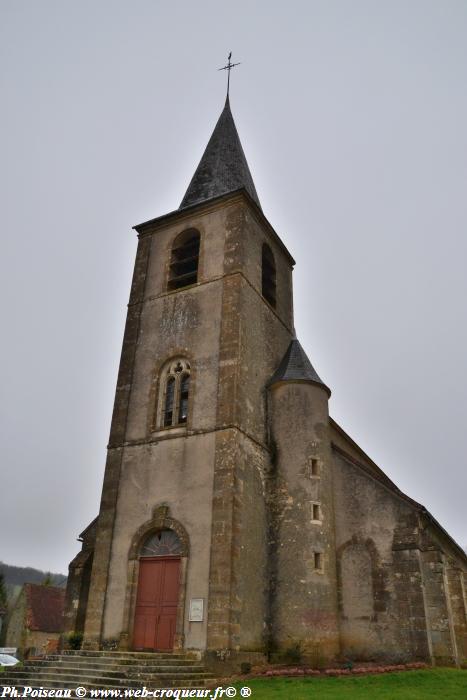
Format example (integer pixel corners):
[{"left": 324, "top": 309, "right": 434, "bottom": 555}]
[{"left": 133, "top": 529, "right": 183, "bottom": 651}]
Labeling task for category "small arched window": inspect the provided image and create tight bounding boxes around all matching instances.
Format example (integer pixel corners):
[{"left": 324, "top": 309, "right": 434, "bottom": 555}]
[
  {"left": 140, "top": 529, "right": 183, "bottom": 557},
  {"left": 168, "top": 229, "right": 200, "bottom": 291},
  {"left": 262, "top": 243, "right": 276, "bottom": 308},
  {"left": 160, "top": 358, "right": 191, "bottom": 429}
]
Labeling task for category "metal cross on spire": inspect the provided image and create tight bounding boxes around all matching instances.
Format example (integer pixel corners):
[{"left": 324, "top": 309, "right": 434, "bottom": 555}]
[{"left": 218, "top": 52, "right": 241, "bottom": 98}]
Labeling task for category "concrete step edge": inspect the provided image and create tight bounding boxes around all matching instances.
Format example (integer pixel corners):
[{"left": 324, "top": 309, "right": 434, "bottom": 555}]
[
  {"left": 14, "top": 665, "right": 206, "bottom": 674},
  {"left": 2, "top": 671, "right": 215, "bottom": 680},
  {"left": 23, "top": 660, "right": 191, "bottom": 668},
  {"left": 61, "top": 652, "right": 191, "bottom": 659}
]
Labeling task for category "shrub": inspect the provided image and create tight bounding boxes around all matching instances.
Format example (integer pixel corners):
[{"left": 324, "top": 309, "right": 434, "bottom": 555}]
[
  {"left": 282, "top": 641, "right": 303, "bottom": 665},
  {"left": 67, "top": 632, "right": 83, "bottom": 650}
]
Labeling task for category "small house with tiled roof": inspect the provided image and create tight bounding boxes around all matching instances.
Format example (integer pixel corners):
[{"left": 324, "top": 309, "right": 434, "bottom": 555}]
[{"left": 5, "top": 584, "right": 65, "bottom": 656}]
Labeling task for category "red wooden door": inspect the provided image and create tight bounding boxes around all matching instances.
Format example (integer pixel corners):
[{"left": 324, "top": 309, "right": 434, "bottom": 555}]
[{"left": 133, "top": 557, "right": 180, "bottom": 651}]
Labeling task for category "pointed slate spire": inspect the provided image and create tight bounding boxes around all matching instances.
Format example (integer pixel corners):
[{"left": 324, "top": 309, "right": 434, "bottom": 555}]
[
  {"left": 180, "top": 97, "right": 261, "bottom": 210},
  {"left": 268, "top": 338, "right": 331, "bottom": 396}
]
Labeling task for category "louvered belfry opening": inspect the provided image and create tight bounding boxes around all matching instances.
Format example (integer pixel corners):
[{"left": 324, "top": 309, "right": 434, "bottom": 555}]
[
  {"left": 262, "top": 243, "right": 276, "bottom": 308},
  {"left": 168, "top": 229, "right": 200, "bottom": 291}
]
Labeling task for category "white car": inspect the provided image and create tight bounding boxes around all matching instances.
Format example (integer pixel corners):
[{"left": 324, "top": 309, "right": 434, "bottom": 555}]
[{"left": 0, "top": 654, "right": 19, "bottom": 666}]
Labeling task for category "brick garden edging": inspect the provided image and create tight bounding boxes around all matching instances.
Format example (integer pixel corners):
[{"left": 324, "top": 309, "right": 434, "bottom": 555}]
[{"left": 259, "top": 661, "right": 428, "bottom": 678}]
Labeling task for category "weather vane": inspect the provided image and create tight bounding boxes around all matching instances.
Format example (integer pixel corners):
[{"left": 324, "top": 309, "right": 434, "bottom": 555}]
[{"left": 218, "top": 52, "right": 241, "bottom": 98}]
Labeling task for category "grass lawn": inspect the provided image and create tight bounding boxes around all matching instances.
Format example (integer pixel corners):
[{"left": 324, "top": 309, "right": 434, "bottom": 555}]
[{"left": 234, "top": 669, "right": 467, "bottom": 699}]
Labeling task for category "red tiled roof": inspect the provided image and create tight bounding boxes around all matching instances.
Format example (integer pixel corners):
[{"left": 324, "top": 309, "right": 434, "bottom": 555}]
[{"left": 25, "top": 584, "right": 65, "bottom": 633}]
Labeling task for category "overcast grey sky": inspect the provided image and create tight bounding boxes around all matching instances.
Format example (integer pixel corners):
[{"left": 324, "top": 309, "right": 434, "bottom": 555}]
[{"left": 1, "top": 0, "right": 466, "bottom": 574}]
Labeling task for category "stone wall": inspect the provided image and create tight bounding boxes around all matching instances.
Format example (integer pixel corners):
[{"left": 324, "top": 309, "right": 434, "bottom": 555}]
[
  {"left": 446, "top": 564, "right": 467, "bottom": 662},
  {"left": 268, "top": 382, "right": 340, "bottom": 665},
  {"left": 333, "top": 449, "right": 422, "bottom": 662},
  {"left": 24, "top": 630, "right": 60, "bottom": 657},
  {"left": 64, "top": 550, "right": 93, "bottom": 636},
  {"left": 64, "top": 520, "right": 96, "bottom": 636},
  {"left": 333, "top": 444, "right": 467, "bottom": 667},
  {"left": 5, "top": 588, "right": 26, "bottom": 651},
  {"left": 391, "top": 514, "right": 432, "bottom": 661},
  {"left": 82, "top": 231, "right": 152, "bottom": 648},
  {"left": 205, "top": 196, "right": 294, "bottom": 669},
  {"left": 418, "top": 523, "right": 467, "bottom": 666},
  {"left": 101, "top": 434, "right": 216, "bottom": 650}
]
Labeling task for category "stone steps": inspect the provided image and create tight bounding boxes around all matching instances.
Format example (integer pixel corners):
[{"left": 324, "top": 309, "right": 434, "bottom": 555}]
[
  {"left": 2, "top": 677, "right": 213, "bottom": 688},
  {"left": 0, "top": 650, "right": 214, "bottom": 690},
  {"left": 0, "top": 680, "right": 212, "bottom": 692},
  {"left": 6, "top": 664, "right": 206, "bottom": 675},
  {"left": 13, "top": 661, "right": 200, "bottom": 671},
  {"left": 63, "top": 651, "right": 189, "bottom": 659},
  {"left": 4, "top": 671, "right": 212, "bottom": 682}
]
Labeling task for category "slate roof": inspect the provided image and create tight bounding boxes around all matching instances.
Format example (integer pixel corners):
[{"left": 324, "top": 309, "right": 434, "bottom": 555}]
[
  {"left": 79, "top": 516, "right": 98, "bottom": 544},
  {"left": 180, "top": 97, "right": 261, "bottom": 210},
  {"left": 24, "top": 584, "right": 65, "bottom": 633},
  {"left": 269, "top": 338, "right": 331, "bottom": 396},
  {"left": 330, "top": 419, "right": 467, "bottom": 564}
]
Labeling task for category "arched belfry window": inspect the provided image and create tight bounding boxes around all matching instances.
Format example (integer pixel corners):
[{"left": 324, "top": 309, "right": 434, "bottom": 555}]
[
  {"left": 168, "top": 229, "right": 200, "bottom": 291},
  {"left": 140, "top": 529, "right": 183, "bottom": 557},
  {"left": 160, "top": 358, "right": 191, "bottom": 428},
  {"left": 262, "top": 243, "right": 276, "bottom": 308}
]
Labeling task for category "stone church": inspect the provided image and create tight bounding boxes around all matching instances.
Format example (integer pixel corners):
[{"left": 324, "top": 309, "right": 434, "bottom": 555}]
[{"left": 65, "top": 96, "right": 467, "bottom": 672}]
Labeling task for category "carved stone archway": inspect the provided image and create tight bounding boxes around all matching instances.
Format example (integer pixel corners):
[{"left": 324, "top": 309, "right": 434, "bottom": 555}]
[{"left": 119, "top": 505, "right": 190, "bottom": 650}]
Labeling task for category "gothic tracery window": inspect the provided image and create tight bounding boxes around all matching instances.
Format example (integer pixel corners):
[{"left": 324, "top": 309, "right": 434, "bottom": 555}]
[
  {"left": 262, "top": 243, "right": 276, "bottom": 308},
  {"left": 168, "top": 229, "right": 200, "bottom": 291},
  {"left": 140, "top": 529, "right": 183, "bottom": 557},
  {"left": 160, "top": 358, "right": 191, "bottom": 429}
]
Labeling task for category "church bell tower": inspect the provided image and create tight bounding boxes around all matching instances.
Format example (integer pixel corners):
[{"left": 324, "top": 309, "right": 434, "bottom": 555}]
[{"left": 65, "top": 92, "right": 340, "bottom": 669}]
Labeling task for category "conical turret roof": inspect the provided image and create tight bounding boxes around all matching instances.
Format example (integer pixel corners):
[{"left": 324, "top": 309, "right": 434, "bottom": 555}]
[
  {"left": 268, "top": 338, "right": 331, "bottom": 396},
  {"left": 180, "top": 97, "right": 261, "bottom": 210}
]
